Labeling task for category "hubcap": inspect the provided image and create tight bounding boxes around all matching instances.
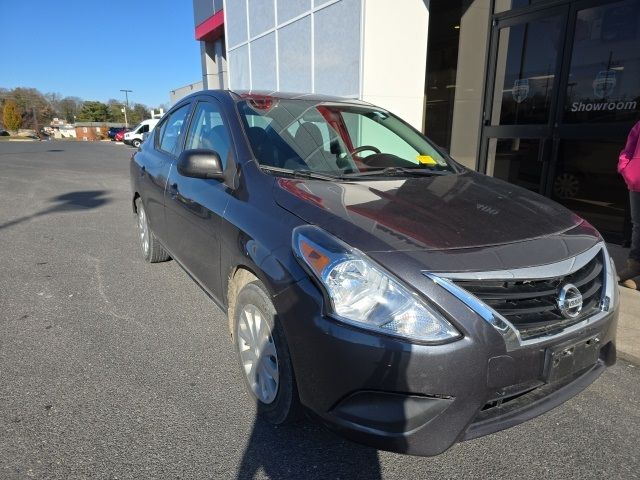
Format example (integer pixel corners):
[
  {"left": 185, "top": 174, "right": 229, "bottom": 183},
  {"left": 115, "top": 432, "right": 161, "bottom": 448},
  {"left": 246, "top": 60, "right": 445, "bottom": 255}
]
[
  {"left": 237, "top": 304, "right": 279, "bottom": 404},
  {"left": 137, "top": 204, "right": 150, "bottom": 255}
]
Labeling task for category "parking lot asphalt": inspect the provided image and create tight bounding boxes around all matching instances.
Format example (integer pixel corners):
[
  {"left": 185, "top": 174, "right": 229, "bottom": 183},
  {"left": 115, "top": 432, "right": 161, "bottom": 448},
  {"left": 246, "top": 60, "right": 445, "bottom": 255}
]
[{"left": 1, "top": 140, "right": 639, "bottom": 480}]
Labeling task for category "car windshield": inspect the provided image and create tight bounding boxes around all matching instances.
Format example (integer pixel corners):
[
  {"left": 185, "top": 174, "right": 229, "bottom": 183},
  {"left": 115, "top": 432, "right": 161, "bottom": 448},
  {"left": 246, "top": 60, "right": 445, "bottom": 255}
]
[{"left": 236, "top": 98, "right": 455, "bottom": 178}]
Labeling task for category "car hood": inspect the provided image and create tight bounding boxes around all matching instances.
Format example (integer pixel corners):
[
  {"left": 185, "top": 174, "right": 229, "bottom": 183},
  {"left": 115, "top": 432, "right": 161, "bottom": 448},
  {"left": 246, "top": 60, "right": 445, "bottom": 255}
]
[{"left": 274, "top": 170, "right": 594, "bottom": 258}]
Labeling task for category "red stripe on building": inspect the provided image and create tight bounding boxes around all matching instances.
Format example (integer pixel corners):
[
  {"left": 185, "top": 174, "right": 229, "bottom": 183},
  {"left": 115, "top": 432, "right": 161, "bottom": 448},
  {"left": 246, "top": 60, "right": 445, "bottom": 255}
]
[{"left": 195, "top": 9, "right": 225, "bottom": 42}]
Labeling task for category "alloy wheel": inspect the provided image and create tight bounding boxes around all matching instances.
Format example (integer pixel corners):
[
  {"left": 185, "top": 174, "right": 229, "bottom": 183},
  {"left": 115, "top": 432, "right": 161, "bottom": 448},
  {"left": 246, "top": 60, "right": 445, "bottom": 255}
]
[
  {"left": 137, "top": 204, "right": 150, "bottom": 255},
  {"left": 237, "top": 304, "right": 279, "bottom": 404}
]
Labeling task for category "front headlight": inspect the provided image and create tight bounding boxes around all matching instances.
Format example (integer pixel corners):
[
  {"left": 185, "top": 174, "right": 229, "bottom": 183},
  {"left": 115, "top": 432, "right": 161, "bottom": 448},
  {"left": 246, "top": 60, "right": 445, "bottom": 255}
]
[{"left": 292, "top": 225, "right": 460, "bottom": 343}]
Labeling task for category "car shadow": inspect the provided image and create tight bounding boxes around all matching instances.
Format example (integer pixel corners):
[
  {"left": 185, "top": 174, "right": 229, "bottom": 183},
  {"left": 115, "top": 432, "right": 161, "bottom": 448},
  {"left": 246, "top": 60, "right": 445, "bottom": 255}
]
[
  {"left": 236, "top": 324, "right": 414, "bottom": 479},
  {"left": 0, "top": 190, "right": 111, "bottom": 230},
  {"left": 236, "top": 415, "right": 383, "bottom": 479}
]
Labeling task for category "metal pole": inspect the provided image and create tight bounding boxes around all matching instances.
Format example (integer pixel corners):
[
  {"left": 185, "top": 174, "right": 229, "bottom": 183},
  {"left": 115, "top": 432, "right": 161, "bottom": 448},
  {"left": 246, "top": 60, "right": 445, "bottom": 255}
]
[{"left": 120, "top": 89, "right": 132, "bottom": 127}]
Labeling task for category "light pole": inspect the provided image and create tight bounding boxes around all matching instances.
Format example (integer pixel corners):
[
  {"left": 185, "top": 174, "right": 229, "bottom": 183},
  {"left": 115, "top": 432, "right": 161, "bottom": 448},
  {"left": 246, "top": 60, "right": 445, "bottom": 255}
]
[
  {"left": 120, "top": 89, "right": 132, "bottom": 127},
  {"left": 121, "top": 107, "right": 129, "bottom": 129}
]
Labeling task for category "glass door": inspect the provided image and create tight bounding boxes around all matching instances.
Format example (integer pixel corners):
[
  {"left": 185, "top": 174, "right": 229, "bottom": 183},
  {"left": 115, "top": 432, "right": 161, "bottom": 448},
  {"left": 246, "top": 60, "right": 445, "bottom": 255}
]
[
  {"left": 550, "top": 0, "right": 640, "bottom": 241},
  {"left": 481, "top": 5, "right": 570, "bottom": 194}
]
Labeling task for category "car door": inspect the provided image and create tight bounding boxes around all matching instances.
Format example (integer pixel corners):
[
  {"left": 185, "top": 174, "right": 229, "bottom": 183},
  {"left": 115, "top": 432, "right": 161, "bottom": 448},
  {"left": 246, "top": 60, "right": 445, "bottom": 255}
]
[
  {"left": 163, "top": 97, "right": 235, "bottom": 300},
  {"left": 137, "top": 102, "right": 193, "bottom": 243}
]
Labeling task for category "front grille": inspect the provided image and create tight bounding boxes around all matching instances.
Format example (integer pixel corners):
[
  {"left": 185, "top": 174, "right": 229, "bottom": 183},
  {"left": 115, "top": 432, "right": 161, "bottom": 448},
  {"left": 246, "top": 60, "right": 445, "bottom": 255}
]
[{"left": 453, "top": 252, "right": 605, "bottom": 339}]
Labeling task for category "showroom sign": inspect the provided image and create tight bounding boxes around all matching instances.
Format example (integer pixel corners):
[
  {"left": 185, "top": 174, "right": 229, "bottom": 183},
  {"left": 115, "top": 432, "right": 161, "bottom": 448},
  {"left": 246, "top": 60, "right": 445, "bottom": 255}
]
[{"left": 570, "top": 100, "right": 637, "bottom": 112}]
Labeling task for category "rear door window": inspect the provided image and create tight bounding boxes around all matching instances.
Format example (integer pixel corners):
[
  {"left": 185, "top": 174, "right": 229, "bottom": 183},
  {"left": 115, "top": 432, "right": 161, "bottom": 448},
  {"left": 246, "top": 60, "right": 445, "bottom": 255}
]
[{"left": 156, "top": 104, "right": 191, "bottom": 156}]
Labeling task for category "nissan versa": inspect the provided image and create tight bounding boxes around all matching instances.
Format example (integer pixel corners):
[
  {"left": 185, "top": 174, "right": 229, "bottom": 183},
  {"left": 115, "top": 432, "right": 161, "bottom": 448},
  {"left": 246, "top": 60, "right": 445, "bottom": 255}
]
[{"left": 129, "top": 90, "right": 618, "bottom": 456}]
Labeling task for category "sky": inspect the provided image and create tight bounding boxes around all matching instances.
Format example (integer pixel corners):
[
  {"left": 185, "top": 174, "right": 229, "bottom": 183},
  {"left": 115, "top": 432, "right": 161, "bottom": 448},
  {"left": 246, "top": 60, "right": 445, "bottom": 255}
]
[{"left": 0, "top": 0, "right": 202, "bottom": 108}]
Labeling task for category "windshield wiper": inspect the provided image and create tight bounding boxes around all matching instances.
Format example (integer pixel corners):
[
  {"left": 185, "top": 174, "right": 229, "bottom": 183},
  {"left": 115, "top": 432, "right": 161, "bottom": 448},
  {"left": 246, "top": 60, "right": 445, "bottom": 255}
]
[
  {"left": 344, "top": 167, "right": 450, "bottom": 178},
  {"left": 259, "top": 165, "right": 339, "bottom": 181}
]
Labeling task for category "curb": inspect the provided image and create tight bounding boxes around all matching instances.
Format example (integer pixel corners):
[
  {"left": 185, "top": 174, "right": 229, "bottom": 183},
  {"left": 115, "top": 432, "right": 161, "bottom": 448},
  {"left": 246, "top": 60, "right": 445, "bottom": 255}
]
[{"left": 619, "top": 351, "right": 640, "bottom": 366}]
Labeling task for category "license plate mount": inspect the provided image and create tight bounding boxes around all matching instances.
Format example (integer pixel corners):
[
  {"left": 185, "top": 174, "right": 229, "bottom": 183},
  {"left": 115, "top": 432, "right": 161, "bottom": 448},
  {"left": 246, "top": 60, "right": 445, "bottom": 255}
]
[{"left": 544, "top": 336, "right": 601, "bottom": 383}]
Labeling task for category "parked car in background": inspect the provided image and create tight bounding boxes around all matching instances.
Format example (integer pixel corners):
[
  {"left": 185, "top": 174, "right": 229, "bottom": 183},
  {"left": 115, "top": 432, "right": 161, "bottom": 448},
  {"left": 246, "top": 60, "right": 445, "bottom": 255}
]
[
  {"left": 108, "top": 127, "right": 127, "bottom": 140},
  {"left": 124, "top": 119, "right": 159, "bottom": 148},
  {"left": 130, "top": 90, "right": 618, "bottom": 456},
  {"left": 0, "top": 130, "right": 10, "bottom": 136},
  {"left": 114, "top": 129, "right": 129, "bottom": 142}
]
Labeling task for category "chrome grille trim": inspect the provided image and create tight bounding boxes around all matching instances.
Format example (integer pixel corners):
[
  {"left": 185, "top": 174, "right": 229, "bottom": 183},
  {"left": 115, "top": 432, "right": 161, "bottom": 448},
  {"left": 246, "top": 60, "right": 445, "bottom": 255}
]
[
  {"left": 423, "top": 242, "right": 617, "bottom": 350},
  {"left": 433, "top": 243, "right": 604, "bottom": 282}
]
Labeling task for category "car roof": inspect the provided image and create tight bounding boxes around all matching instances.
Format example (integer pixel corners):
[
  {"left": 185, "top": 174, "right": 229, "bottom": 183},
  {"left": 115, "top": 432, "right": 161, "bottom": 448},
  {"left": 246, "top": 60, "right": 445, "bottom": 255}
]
[{"left": 184, "top": 89, "right": 373, "bottom": 106}]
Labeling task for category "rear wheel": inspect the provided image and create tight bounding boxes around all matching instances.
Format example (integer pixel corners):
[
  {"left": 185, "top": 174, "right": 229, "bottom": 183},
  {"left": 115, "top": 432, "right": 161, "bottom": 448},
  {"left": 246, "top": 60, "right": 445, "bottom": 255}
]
[
  {"left": 233, "top": 280, "right": 301, "bottom": 424},
  {"left": 135, "top": 198, "right": 170, "bottom": 263}
]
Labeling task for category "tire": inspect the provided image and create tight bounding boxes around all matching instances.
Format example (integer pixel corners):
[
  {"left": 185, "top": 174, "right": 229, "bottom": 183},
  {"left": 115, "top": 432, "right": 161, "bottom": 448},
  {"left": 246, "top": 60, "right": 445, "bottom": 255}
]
[
  {"left": 233, "top": 280, "right": 302, "bottom": 424},
  {"left": 132, "top": 138, "right": 142, "bottom": 148},
  {"left": 553, "top": 173, "right": 580, "bottom": 199},
  {"left": 135, "top": 198, "right": 170, "bottom": 263}
]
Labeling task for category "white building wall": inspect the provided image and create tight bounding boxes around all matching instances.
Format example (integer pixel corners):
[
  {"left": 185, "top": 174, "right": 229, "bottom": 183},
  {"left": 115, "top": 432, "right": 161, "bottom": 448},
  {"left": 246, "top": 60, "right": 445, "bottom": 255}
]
[{"left": 360, "top": 0, "right": 429, "bottom": 130}]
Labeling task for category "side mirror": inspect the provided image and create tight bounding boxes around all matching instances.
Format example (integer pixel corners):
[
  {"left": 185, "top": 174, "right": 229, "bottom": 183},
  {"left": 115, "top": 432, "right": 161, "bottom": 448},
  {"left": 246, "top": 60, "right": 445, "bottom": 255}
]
[{"left": 177, "top": 149, "right": 224, "bottom": 180}]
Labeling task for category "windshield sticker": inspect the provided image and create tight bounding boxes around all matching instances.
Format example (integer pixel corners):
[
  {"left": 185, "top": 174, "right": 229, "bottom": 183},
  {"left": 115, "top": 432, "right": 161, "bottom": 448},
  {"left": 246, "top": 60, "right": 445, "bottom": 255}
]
[{"left": 417, "top": 155, "right": 437, "bottom": 165}]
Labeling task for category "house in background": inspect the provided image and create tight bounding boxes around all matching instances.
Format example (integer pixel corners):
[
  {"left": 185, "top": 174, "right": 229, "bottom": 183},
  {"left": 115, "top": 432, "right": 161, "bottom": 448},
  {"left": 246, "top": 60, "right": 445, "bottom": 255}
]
[{"left": 74, "top": 122, "right": 125, "bottom": 141}]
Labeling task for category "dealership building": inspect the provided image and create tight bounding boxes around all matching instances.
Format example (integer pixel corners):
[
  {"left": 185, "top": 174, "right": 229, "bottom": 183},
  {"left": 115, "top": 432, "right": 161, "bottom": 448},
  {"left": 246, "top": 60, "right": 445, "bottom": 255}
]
[{"left": 189, "top": 0, "right": 639, "bottom": 242}]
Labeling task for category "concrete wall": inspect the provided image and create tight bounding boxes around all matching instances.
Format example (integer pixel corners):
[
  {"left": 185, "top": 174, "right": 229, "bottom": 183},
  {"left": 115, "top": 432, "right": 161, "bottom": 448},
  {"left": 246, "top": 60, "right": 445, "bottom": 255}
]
[
  {"left": 448, "top": 0, "right": 492, "bottom": 169},
  {"left": 201, "top": 38, "right": 228, "bottom": 89},
  {"left": 170, "top": 81, "right": 204, "bottom": 104}
]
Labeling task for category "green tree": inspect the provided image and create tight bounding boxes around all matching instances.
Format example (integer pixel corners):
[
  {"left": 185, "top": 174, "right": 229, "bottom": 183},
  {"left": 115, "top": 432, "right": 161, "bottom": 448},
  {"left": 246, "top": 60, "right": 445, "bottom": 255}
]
[
  {"left": 129, "top": 103, "right": 150, "bottom": 125},
  {"left": 3, "top": 100, "right": 22, "bottom": 132},
  {"left": 59, "top": 97, "right": 82, "bottom": 123},
  {"left": 106, "top": 99, "right": 125, "bottom": 123},
  {"left": 6, "top": 87, "right": 53, "bottom": 129},
  {"left": 77, "top": 101, "right": 109, "bottom": 122}
]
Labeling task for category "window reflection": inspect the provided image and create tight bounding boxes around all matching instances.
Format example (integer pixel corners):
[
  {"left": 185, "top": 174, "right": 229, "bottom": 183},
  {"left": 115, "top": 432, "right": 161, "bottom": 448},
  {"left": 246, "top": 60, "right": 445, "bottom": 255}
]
[
  {"left": 552, "top": 140, "right": 628, "bottom": 240},
  {"left": 491, "top": 15, "right": 563, "bottom": 125},
  {"left": 564, "top": 0, "right": 640, "bottom": 123},
  {"left": 487, "top": 138, "right": 542, "bottom": 192}
]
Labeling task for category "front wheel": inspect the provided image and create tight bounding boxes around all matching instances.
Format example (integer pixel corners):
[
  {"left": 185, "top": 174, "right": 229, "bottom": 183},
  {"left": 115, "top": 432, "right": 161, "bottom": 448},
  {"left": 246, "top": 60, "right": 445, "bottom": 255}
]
[
  {"left": 132, "top": 138, "right": 142, "bottom": 148},
  {"left": 233, "top": 280, "right": 301, "bottom": 424}
]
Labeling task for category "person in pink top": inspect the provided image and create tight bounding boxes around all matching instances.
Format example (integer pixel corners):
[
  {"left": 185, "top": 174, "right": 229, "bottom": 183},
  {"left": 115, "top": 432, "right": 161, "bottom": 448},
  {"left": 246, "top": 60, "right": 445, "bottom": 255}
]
[{"left": 618, "top": 119, "right": 640, "bottom": 287}]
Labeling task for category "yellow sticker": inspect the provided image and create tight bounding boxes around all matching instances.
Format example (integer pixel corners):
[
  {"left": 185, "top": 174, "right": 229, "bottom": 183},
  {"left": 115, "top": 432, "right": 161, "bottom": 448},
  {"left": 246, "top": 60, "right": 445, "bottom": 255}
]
[{"left": 417, "top": 155, "right": 437, "bottom": 165}]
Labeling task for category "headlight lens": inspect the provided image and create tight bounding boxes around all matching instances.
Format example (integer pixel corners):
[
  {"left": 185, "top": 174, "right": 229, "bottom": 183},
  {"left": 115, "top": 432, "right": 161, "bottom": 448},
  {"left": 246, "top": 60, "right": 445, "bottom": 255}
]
[{"left": 292, "top": 225, "right": 460, "bottom": 343}]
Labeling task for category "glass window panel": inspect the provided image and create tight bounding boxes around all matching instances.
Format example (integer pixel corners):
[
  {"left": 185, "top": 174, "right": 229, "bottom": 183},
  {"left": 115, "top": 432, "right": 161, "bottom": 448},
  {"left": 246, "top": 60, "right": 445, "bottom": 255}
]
[
  {"left": 494, "top": 0, "right": 548, "bottom": 14},
  {"left": 313, "top": 0, "right": 361, "bottom": 97},
  {"left": 552, "top": 140, "right": 628, "bottom": 239},
  {"left": 158, "top": 104, "right": 191, "bottom": 156},
  {"left": 342, "top": 111, "right": 421, "bottom": 162},
  {"left": 563, "top": 0, "right": 640, "bottom": 123},
  {"left": 487, "top": 138, "right": 543, "bottom": 192},
  {"left": 491, "top": 14, "right": 563, "bottom": 125},
  {"left": 229, "top": 44, "right": 251, "bottom": 90},
  {"left": 226, "top": 0, "right": 248, "bottom": 48},
  {"left": 248, "top": 0, "right": 275, "bottom": 37},
  {"left": 185, "top": 102, "right": 232, "bottom": 168},
  {"left": 277, "top": 0, "right": 311, "bottom": 24},
  {"left": 250, "top": 32, "right": 277, "bottom": 90},
  {"left": 278, "top": 16, "right": 312, "bottom": 92}
]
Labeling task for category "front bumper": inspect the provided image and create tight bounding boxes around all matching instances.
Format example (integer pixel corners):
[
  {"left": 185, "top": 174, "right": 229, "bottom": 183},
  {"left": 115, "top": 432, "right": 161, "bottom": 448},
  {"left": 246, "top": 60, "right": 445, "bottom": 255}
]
[{"left": 275, "top": 277, "right": 618, "bottom": 456}]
